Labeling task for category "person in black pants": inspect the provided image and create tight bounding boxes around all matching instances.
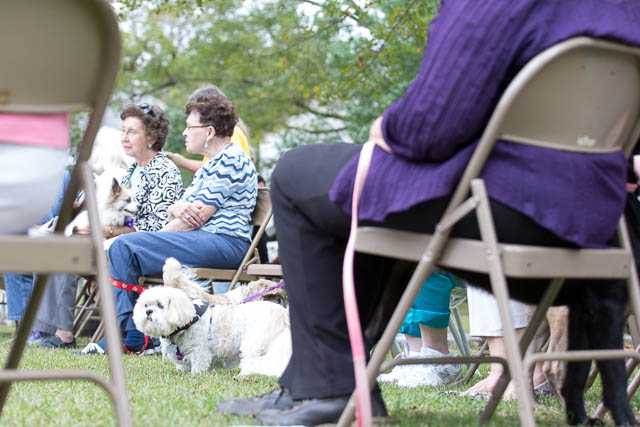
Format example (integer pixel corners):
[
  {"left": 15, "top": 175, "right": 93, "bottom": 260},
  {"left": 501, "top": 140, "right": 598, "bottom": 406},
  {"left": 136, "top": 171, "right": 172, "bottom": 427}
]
[{"left": 218, "top": 143, "right": 593, "bottom": 426}]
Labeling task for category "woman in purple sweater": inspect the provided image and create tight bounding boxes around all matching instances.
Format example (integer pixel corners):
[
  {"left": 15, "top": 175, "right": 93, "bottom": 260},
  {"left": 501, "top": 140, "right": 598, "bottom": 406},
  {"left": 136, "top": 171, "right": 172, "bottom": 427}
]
[{"left": 219, "top": 1, "right": 640, "bottom": 425}]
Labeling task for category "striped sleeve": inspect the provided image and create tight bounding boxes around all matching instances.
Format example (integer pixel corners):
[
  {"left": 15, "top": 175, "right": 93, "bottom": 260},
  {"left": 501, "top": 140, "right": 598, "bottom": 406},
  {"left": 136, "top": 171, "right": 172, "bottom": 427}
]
[{"left": 193, "top": 149, "right": 255, "bottom": 208}]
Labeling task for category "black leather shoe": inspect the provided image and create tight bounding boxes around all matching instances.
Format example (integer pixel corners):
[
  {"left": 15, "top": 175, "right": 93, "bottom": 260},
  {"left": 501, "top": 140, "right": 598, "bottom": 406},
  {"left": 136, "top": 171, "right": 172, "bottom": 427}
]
[
  {"left": 217, "top": 387, "right": 295, "bottom": 416},
  {"left": 38, "top": 334, "right": 76, "bottom": 349},
  {"left": 257, "top": 391, "right": 388, "bottom": 426}
]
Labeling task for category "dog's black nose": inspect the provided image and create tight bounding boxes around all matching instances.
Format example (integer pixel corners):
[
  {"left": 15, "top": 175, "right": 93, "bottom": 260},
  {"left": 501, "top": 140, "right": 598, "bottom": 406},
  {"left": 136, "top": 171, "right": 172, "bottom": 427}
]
[{"left": 146, "top": 309, "right": 153, "bottom": 317}]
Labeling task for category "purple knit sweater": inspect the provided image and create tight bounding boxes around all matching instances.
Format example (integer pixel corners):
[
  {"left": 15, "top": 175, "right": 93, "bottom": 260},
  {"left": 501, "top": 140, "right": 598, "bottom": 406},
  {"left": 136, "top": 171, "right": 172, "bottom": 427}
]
[{"left": 329, "top": 0, "right": 640, "bottom": 248}]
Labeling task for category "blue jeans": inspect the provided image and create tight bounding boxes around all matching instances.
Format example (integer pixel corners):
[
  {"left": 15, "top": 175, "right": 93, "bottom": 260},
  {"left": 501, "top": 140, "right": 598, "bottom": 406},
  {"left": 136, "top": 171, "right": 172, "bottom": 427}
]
[
  {"left": 4, "top": 273, "right": 33, "bottom": 321},
  {"left": 107, "top": 229, "right": 249, "bottom": 347},
  {"left": 4, "top": 171, "right": 70, "bottom": 323}
]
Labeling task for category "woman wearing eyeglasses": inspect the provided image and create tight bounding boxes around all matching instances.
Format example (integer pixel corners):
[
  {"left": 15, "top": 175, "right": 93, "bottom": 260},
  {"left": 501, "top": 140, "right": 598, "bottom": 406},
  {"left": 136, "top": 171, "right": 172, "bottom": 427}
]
[
  {"left": 108, "top": 103, "right": 183, "bottom": 236},
  {"left": 34, "top": 103, "right": 183, "bottom": 351},
  {"left": 72, "top": 103, "right": 183, "bottom": 239}
]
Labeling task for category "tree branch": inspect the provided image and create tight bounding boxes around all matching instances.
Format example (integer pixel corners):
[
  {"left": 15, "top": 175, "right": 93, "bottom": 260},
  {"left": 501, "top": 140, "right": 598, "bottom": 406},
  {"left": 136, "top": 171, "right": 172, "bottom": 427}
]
[
  {"left": 133, "top": 78, "right": 179, "bottom": 98},
  {"left": 293, "top": 99, "right": 347, "bottom": 120},
  {"left": 294, "top": 0, "right": 322, "bottom": 7},
  {"left": 286, "top": 125, "right": 347, "bottom": 134},
  {"left": 345, "top": 0, "right": 419, "bottom": 83}
]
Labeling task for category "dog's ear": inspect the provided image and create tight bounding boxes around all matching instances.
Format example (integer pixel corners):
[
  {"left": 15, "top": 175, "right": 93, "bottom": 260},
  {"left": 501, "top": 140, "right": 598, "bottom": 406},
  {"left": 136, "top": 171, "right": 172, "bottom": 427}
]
[
  {"left": 164, "top": 290, "right": 196, "bottom": 328},
  {"left": 111, "top": 177, "right": 121, "bottom": 196}
]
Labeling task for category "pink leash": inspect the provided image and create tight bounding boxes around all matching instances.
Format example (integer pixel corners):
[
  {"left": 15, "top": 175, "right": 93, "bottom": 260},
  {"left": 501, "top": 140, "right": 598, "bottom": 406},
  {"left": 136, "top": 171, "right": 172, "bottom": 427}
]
[{"left": 342, "top": 134, "right": 392, "bottom": 427}]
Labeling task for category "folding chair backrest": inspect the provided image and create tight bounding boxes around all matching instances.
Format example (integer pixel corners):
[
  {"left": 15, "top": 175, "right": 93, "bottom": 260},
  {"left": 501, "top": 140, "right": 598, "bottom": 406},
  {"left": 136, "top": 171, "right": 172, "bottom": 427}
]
[
  {"left": 0, "top": 0, "right": 121, "bottom": 228},
  {"left": 0, "top": 0, "right": 120, "bottom": 113},
  {"left": 0, "top": 0, "right": 119, "bottom": 113},
  {"left": 250, "top": 187, "right": 272, "bottom": 226},
  {"left": 490, "top": 38, "right": 640, "bottom": 155},
  {"left": 454, "top": 37, "right": 640, "bottom": 211}
]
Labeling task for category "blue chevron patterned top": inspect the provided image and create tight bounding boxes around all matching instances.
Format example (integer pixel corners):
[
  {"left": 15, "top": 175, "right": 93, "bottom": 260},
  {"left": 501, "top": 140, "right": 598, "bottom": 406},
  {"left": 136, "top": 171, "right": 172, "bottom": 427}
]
[{"left": 182, "top": 143, "right": 257, "bottom": 241}]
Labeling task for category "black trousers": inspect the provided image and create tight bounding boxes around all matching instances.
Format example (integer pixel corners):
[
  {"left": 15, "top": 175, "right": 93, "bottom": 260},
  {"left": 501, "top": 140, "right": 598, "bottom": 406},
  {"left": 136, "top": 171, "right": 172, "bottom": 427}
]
[{"left": 271, "top": 143, "right": 625, "bottom": 399}]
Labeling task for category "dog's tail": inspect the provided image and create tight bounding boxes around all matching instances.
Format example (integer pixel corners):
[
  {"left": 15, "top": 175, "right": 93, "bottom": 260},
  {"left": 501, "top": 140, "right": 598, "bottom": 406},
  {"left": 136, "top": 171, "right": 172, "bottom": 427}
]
[{"left": 162, "top": 257, "right": 216, "bottom": 304}]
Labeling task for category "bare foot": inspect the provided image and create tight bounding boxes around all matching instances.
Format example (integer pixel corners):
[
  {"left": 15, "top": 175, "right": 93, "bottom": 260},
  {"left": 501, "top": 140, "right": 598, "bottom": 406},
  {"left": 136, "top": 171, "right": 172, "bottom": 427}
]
[
  {"left": 461, "top": 375, "right": 500, "bottom": 396},
  {"left": 462, "top": 375, "right": 517, "bottom": 400}
]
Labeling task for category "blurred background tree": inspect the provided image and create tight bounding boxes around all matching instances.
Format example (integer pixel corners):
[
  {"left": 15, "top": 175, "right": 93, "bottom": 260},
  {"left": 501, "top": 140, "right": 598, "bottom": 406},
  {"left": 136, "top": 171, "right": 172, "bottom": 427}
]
[{"left": 108, "top": 0, "right": 440, "bottom": 181}]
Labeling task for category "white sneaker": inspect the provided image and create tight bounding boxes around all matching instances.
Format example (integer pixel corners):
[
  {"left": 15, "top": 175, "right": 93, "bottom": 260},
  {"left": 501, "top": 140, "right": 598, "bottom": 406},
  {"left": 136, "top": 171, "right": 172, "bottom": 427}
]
[
  {"left": 377, "top": 350, "right": 423, "bottom": 383},
  {"left": 80, "top": 342, "right": 105, "bottom": 355},
  {"left": 395, "top": 347, "right": 462, "bottom": 388}
]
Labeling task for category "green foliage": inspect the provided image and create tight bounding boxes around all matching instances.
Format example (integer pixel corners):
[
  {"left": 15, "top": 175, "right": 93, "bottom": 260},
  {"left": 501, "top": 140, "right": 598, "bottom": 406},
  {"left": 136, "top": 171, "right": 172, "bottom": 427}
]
[{"left": 109, "top": 0, "right": 440, "bottom": 171}]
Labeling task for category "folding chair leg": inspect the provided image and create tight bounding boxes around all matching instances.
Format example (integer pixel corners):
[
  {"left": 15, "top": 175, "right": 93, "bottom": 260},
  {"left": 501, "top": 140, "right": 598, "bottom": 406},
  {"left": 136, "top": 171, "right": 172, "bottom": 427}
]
[
  {"left": 338, "top": 190, "right": 483, "bottom": 426},
  {"left": 81, "top": 163, "right": 131, "bottom": 425},
  {"left": 0, "top": 272, "right": 51, "bottom": 409},
  {"left": 592, "top": 346, "right": 640, "bottom": 418},
  {"left": 92, "top": 320, "right": 105, "bottom": 344},
  {"left": 337, "top": 240, "right": 444, "bottom": 426},
  {"left": 463, "top": 339, "right": 489, "bottom": 384},
  {"left": 451, "top": 304, "right": 472, "bottom": 358},
  {"left": 619, "top": 218, "right": 640, "bottom": 351},
  {"left": 629, "top": 315, "right": 640, "bottom": 348},
  {"left": 448, "top": 315, "right": 468, "bottom": 359},
  {"left": 73, "top": 286, "right": 98, "bottom": 337},
  {"left": 471, "top": 180, "right": 535, "bottom": 427},
  {"left": 0, "top": 164, "right": 132, "bottom": 426}
]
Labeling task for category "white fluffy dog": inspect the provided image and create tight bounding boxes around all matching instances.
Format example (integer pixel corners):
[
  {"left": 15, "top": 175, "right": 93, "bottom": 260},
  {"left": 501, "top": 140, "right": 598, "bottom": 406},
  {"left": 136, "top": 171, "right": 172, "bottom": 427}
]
[
  {"left": 65, "top": 170, "right": 137, "bottom": 236},
  {"left": 133, "top": 286, "right": 291, "bottom": 377}
]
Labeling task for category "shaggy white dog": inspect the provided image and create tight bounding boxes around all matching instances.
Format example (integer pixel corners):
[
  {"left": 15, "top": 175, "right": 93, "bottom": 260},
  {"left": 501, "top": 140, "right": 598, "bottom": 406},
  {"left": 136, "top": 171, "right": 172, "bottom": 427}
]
[{"left": 133, "top": 286, "right": 291, "bottom": 377}]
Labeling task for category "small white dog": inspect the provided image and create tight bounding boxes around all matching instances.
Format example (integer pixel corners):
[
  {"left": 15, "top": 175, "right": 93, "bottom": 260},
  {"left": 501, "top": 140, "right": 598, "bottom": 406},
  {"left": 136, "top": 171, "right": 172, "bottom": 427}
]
[
  {"left": 133, "top": 286, "right": 291, "bottom": 377},
  {"left": 64, "top": 171, "right": 138, "bottom": 236}
]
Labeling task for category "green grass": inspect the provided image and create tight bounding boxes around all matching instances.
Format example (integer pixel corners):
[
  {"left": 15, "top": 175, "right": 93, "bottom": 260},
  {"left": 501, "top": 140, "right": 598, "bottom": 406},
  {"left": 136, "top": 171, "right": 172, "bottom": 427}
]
[{"left": 0, "top": 325, "right": 635, "bottom": 426}]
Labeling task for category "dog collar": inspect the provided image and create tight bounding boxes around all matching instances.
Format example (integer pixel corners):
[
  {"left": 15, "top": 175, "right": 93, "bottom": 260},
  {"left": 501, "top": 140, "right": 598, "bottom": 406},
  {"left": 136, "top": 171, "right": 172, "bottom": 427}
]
[{"left": 166, "top": 299, "right": 209, "bottom": 340}]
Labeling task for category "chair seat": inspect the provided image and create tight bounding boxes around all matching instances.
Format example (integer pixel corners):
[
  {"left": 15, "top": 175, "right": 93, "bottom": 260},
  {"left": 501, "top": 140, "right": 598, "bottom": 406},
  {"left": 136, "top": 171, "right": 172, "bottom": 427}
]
[
  {"left": 356, "top": 226, "right": 631, "bottom": 279},
  {"left": 0, "top": 236, "right": 95, "bottom": 274},
  {"left": 245, "top": 263, "right": 282, "bottom": 277}
]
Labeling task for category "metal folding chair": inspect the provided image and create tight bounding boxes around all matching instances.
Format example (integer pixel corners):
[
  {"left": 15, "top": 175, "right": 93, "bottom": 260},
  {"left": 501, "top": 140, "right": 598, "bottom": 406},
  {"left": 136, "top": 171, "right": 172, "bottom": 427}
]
[
  {"left": 338, "top": 37, "right": 640, "bottom": 427},
  {"left": 0, "top": 1, "right": 130, "bottom": 424}
]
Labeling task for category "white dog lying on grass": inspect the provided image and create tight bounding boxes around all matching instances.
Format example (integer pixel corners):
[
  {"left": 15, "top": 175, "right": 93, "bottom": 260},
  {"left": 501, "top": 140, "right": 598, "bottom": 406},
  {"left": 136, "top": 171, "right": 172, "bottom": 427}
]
[{"left": 133, "top": 286, "right": 291, "bottom": 376}]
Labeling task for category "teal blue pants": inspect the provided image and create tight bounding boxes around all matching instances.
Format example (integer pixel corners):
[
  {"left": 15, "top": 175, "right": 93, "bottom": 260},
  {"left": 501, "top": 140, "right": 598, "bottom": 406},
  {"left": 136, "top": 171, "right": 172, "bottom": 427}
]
[{"left": 399, "top": 272, "right": 461, "bottom": 337}]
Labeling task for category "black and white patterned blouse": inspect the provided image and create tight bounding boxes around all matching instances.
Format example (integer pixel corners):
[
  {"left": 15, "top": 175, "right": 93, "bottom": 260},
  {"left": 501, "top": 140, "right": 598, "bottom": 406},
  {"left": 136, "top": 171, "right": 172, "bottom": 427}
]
[{"left": 122, "top": 151, "right": 183, "bottom": 232}]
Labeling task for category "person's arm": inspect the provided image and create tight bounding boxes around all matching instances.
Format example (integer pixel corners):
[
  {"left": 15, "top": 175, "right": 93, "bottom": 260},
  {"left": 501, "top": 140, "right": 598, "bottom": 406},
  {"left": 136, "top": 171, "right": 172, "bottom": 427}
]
[
  {"left": 381, "top": 0, "right": 534, "bottom": 162},
  {"left": 103, "top": 224, "right": 135, "bottom": 238},
  {"left": 162, "top": 201, "right": 216, "bottom": 231},
  {"left": 74, "top": 223, "right": 134, "bottom": 238},
  {"left": 166, "top": 151, "right": 204, "bottom": 173}
]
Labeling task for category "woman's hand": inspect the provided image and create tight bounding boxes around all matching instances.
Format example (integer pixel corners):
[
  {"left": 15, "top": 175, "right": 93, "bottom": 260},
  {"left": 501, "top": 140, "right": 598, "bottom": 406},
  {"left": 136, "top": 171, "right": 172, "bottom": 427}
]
[
  {"left": 161, "top": 201, "right": 216, "bottom": 232},
  {"left": 75, "top": 225, "right": 131, "bottom": 238},
  {"left": 369, "top": 116, "right": 384, "bottom": 142},
  {"left": 168, "top": 201, "right": 208, "bottom": 228},
  {"left": 166, "top": 151, "right": 185, "bottom": 168},
  {"left": 368, "top": 116, "right": 392, "bottom": 152},
  {"left": 74, "top": 226, "right": 92, "bottom": 236}
]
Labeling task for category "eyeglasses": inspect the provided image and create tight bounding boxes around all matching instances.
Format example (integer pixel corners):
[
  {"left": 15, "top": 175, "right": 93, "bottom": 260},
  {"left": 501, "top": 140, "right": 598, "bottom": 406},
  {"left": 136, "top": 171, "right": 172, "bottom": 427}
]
[
  {"left": 121, "top": 128, "right": 144, "bottom": 137},
  {"left": 137, "top": 103, "right": 155, "bottom": 117},
  {"left": 185, "top": 125, "right": 211, "bottom": 132}
]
